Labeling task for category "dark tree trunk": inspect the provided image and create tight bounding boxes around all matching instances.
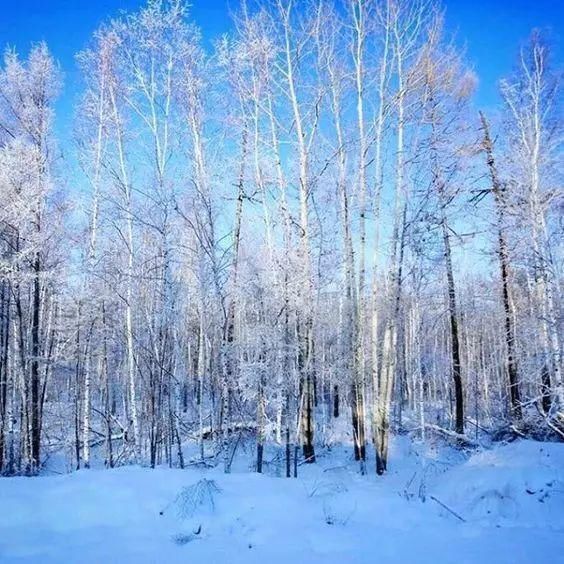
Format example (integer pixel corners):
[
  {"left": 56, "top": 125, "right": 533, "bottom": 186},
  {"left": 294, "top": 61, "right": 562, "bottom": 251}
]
[
  {"left": 541, "top": 365, "right": 552, "bottom": 414},
  {"left": 333, "top": 384, "right": 339, "bottom": 418},
  {"left": 302, "top": 373, "right": 315, "bottom": 463},
  {"left": 74, "top": 308, "right": 82, "bottom": 472},
  {"left": 102, "top": 304, "right": 113, "bottom": 468},
  {"left": 428, "top": 103, "right": 464, "bottom": 436},
  {"left": 30, "top": 253, "right": 41, "bottom": 473},
  {"left": 285, "top": 423, "right": 291, "bottom": 478},
  {"left": 0, "top": 280, "right": 9, "bottom": 472},
  {"left": 480, "top": 112, "right": 522, "bottom": 419},
  {"left": 441, "top": 220, "right": 464, "bottom": 435},
  {"left": 256, "top": 443, "right": 263, "bottom": 473},
  {"left": 351, "top": 383, "right": 366, "bottom": 462},
  {"left": 298, "top": 321, "right": 315, "bottom": 463}
]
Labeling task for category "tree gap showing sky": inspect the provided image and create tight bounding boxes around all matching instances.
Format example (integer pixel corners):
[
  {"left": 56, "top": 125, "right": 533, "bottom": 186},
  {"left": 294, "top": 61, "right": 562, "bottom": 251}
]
[{"left": 0, "top": 0, "right": 562, "bottom": 142}]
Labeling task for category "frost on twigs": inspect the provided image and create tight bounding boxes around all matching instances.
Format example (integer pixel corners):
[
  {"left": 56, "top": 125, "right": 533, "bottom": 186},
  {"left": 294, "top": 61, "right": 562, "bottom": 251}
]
[
  {"left": 303, "top": 479, "right": 353, "bottom": 526},
  {"left": 164, "top": 480, "right": 219, "bottom": 545},
  {"left": 162, "top": 479, "right": 221, "bottom": 520},
  {"left": 173, "top": 479, "right": 221, "bottom": 519},
  {"left": 322, "top": 499, "right": 356, "bottom": 526},
  {"left": 306, "top": 479, "right": 348, "bottom": 498}
]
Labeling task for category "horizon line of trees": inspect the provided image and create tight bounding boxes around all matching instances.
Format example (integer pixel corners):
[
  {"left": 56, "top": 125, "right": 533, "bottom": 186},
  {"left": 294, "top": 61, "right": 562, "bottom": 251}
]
[{"left": 0, "top": 0, "right": 562, "bottom": 477}]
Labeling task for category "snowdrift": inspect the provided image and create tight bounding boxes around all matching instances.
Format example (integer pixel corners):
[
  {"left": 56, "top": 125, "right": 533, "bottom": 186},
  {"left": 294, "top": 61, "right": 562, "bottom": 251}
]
[{"left": 0, "top": 438, "right": 562, "bottom": 563}]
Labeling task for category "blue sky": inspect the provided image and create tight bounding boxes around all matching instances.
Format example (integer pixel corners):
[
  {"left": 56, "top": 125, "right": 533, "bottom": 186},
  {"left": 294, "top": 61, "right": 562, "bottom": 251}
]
[{"left": 0, "top": 0, "right": 562, "bottom": 136}]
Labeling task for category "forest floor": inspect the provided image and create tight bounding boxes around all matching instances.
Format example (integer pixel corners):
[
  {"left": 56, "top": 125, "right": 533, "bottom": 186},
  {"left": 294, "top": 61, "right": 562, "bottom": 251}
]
[{"left": 1, "top": 436, "right": 563, "bottom": 563}]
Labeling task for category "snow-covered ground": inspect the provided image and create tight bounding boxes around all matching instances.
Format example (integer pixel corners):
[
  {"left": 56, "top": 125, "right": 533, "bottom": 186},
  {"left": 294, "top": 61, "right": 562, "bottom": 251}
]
[{"left": 1, "top": 438, "right": 563, "bottom": 563}]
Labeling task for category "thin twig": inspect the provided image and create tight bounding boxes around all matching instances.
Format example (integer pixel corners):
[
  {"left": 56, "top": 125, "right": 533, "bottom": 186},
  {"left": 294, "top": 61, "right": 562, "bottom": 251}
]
[{"left": 429, "top": 495, "right": 466, "bottom": 522}]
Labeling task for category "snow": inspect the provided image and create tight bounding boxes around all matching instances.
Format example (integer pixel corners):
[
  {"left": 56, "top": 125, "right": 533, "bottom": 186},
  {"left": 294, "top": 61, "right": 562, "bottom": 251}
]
[{"left": 1, "top": 438, "right": 563, "bottom": 563}]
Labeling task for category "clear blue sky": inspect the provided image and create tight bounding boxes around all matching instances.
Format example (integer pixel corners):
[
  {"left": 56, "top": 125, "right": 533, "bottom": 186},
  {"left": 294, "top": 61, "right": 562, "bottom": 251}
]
[{"left": 0, "top": 0, "right": 562, "bottom": 136}]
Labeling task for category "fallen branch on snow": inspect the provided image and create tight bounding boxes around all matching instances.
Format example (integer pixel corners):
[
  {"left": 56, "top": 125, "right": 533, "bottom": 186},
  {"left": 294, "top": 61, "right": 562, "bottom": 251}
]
[
  {"left": 425, "top": 424, "right": 478, "bottom": 447},
  {"left": 429, "top": 495, "right": 466, "bottom": 522}
]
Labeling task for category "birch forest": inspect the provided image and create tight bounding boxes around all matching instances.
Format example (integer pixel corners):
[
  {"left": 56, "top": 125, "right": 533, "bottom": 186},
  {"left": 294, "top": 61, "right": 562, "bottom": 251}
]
[{"left": 0, "top": 0, "right": 562, "bottom": 478}]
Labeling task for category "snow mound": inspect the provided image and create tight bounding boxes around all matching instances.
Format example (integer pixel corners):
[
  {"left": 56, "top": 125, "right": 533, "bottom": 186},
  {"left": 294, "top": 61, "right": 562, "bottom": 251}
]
[
  {"left": 1, "top": 438, "right": 563, "bottom": 563},
  {"left": 432, "top": 440, "right": 564, "bottom": 527}
]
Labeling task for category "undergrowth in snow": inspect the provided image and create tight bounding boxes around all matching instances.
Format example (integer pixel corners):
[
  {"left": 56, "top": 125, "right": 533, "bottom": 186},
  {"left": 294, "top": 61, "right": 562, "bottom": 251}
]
[{"left": 1, "top": 437, "right": 563, "bottom": 563}]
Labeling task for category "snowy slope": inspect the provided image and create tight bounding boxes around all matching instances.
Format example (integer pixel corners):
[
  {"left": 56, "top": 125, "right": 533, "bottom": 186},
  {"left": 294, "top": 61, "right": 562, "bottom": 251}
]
[{"left": 1, "top": 438, "right": 563, "bottom": 564}]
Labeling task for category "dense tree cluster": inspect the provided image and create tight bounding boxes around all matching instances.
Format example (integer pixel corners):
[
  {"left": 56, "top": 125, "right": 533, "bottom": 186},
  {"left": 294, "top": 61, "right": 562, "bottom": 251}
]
[{"left": 0, "top": 0, "right": 561, "bottom": 476}]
